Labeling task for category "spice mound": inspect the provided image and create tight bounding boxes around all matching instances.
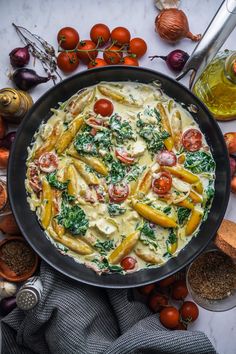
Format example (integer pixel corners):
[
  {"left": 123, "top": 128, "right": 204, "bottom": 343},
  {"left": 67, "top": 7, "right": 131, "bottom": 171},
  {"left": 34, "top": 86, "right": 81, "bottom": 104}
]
[
  {"left": 1, "top": 240, "right": 35, "bottom": 276},
  {"left": 188, "top": 251, "right": 236, "bottom": 300}
]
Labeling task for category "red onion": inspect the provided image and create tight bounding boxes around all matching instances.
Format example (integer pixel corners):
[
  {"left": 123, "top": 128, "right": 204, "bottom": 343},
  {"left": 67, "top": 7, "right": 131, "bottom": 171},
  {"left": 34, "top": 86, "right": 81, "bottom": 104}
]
[
  {"left": 0, "top": 132, "right": 16, "bottom": 150},
  {"left": 230, "top": 156, "right": 236, "bottom": 176},
  {"left": 149, "top": 49, "right": 189, "bottom": 72},
  {"left": 9, "top": 45, "right": 30, "bottom": 67},
  {"left": 0, "top": 296, "right": 16, "bottom": 316},
  {"left": 12, "top": 68, "right": 51, "bottom": 91}
]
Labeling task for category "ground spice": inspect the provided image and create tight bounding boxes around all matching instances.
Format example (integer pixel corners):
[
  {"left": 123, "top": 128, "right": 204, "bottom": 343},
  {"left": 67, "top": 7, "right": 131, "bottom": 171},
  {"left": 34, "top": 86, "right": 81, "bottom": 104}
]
[
  {"left": 1, "top": 240, "right": 35, "bottom": 276},
  {"left": 188, "top": 251, "right": 236, "bottom": 300}
]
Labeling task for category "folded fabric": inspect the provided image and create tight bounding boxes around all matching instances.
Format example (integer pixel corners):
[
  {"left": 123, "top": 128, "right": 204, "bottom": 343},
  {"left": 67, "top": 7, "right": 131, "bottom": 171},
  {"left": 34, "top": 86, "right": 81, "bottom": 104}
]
[{"left": 1, "top": 262, "right": 216, "bottom": 354}]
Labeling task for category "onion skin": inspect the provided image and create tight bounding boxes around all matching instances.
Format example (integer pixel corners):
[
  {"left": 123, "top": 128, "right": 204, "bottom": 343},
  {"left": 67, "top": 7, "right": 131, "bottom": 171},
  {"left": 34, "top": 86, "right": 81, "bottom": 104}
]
[
  {"left": 229, "top": 156, "right": 236, "bottom": 177},
  {"left": 12, "top": 68, "right": 50, "bottom": 91},
  {"left": 155, "top": 9, "right": 201, "bottom": 43},
  {"left": 0, "top": 296, "right": 16, "bottom": 316},
  {"left": 0, "top": 132, "right": 16, "bottom": 150},
  {"left": 9, "top": 45, "right": 30, "bottom": 67},
  {"left": 149, "top": 49, "right": 189, "bottom": 72}
]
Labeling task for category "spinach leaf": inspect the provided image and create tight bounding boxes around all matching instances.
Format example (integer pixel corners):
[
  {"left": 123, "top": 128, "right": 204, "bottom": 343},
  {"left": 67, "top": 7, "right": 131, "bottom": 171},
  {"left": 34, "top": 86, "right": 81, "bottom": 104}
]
[
  {"left": 138, "top": 125, "right": 169, "bottom": 153},
  {"left": 106, "top": 160, "right": 127, "bottom": 184},
  {"left": 184, "top": 151, "right": 215, "bottom": 174},
  {"left": 167, "top": 229, "right": 177, "bottom": 244},
  {"left": 46, "top": 171, "right": 68, "bottom": 190},
  {"left": 110, "top": 114, "right": 134, "bottom": 142},
  {"left": 93, "top": 129, "right": 112, "bottom": 150},
  {"left": 108, "top": 204, "right": 126, "bottom": 216},
  {"left": 163, "top": 206, "right": 171, "bottom": 215},
  {"left": 177, "top": 207, "right": 191, "bottom": 225},
  {"left": 57, "top": 198, "right": 89, "bottom": 236},
  {"left": 140, "top": 222, "right": 158, "bottom": 250},
  {"left": 125, "top": 165, "right": 146, "bottom": 183},
  {"left": 91, "top": 258, "right": 124, "bottom": 273},
  {"left": 74, "top": 131, "right": 97, "bottom": 155},
  {"left": 94, "top": 240, "right": 114, "bottom": 255}
]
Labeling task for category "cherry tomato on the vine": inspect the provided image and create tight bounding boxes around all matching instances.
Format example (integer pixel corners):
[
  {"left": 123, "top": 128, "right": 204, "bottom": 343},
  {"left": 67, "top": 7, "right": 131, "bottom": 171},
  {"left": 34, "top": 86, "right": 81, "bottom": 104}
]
[
  {"left": 103, "top": 45, "right": 123, "bottom": 65},
  {"left": 172, "top": 280, "right": 188, "bottom": 300},
  {"left": 158, "top": 275, "right": 176, "bottom": 288},
  {"left": 88, "top": 58, "right": 107, "bottom": 69},
  {"left": 111, "top": 27, "right": 131, "bottom": 46},
  {"left": 129, "top": 37, "right": 147, "bottom": 58},
  {"left": 120, "top": 256, "right": 137, "bottom": 270},
  {"left": 180, "top": 301, "right": 199, "bottom": 322},
  {"left": 138, "top": 284, "right": 156, "bottom": 296},
  {"left": 90, "top": 23, "right": 111, "bottom": 47},
  {"left": 123, "top": 56, "right": 139, "bottom": 66},
  {"left": 57, "top": 52, "right": 79, "bottom": 73},
  {"left": 149, "top": 293, "right": 168, "bottom": 313},
  {"left": 77, "top": 40, "right": 98, "bottom": 64},
  {"left": 57, "top": 27, "right": 80, "bottom": 50},
  {"left": 182, "top": 129, "right": 202, "bottom": 152},
  {"left": 160, "top": 306, "right": 179, "bottom": 329},
  {"left": 152, "top": 171, "right": 172, "bottom": 195},
  {"left": 94, "top": 99, "right": 114, "bottom": 117}
]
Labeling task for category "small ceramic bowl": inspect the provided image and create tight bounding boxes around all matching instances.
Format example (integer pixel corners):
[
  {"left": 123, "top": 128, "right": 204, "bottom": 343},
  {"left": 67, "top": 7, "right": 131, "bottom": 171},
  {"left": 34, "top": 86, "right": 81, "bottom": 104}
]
[
  {"left": 186, "top": 248, "right": 236, "bottom": 312},
  {"left": 0, "top": 236, "right": 39, "bottom": 282}
]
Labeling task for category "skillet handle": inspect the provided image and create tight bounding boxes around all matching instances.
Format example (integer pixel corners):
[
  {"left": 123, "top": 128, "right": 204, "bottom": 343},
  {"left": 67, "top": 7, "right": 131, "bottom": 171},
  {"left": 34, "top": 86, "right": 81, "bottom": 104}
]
[{"left": 176, "top": 0, "right": 236, "bottom": 89}]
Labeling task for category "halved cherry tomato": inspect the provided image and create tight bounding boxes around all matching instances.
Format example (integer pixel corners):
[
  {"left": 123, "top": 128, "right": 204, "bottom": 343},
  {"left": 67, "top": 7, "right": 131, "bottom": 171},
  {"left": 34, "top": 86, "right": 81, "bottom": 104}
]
[
  {"left": 158, "top": 275, "right": 176, "bottom": 288},
  {"left": 180, "top": 301, "right": 199, "bottom": 322},
  {"left": 38, "top": 152, "right": 58, "bottom": 173},
  {"left": 28, "top": 163, "right": 42, "bottom": 193},
  {"left": 103, "top": 45, "right": 123, "bottom": 64},
  {"left": 57, "top": 27, "right": 80, "bottom": 50},
  {"left": 172, "top": 280, "right": 188, "bottom": 300},
  {"left": 129, "top": 37, "right": 147, "bottom": 58},
  {"left": 152, "top": 171, "right": 172, "bottom": 195},
  {"left": 86, "top": 117, "right": 103, "bottom": 128},
  {"left": 115, "top": 148, "right": 135, "bottom": 165},
  {"left": 120, "top": 256, "right": 137, "bottom": 270},
  {"left": 108, "top": 183, "right": 129, "bottom": 203},
  {"left": 138, "top": 284, "right": 156, "bottom": 296},
  {"left": 94, "top": 185, "right": 106, "bottom": 202},
  {"left": 88, "top": 58, "right": 107, "bottom": 69},
  {"left": 94, "top": 99, "right": 114, "bottom": 117},
  {"left": 57, "top": 52, "right": 79, "bottom": 73},
  {"left": 160, "top": 306, "right": 179, "bottom": 329},
  {"left": 149, "top": 293, "right": 168, "bottom": 312},
  {"left": 156, "top": 150, "right": 177, "bottom": 166},
  {"left": 111, "top": 27, "right": 131, "bottom": 46},
  {"left": 77, "top": 40, "right": 98, "bottom": 64},
  {"left": 90, "top": 24, "right": 110, "bottom": 46},
  {"left": 182, "top": 129, "right": 202, "bottom": 152},
  {"left": 122, "top": 56, "right": 139, "bottom": 66}
]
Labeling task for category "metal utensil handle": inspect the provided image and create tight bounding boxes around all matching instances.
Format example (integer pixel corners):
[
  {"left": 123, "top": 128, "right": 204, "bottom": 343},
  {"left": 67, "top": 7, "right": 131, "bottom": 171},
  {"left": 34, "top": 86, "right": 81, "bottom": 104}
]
[{"left": 176, "top": 0, "right": 236, "bottom": 89}]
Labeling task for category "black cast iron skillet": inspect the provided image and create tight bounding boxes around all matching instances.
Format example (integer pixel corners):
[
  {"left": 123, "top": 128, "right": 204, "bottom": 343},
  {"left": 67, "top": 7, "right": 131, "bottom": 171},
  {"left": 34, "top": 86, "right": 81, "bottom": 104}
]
[{"left": 8, "top": 66, "right": 230, "bottom": 288}]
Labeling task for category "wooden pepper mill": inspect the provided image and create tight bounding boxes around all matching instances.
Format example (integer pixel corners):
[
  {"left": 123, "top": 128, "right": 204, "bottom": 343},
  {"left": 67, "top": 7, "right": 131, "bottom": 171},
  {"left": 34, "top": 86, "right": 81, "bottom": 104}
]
[{"left": 0, "top": 88, "right": 33, "bottom": 124}]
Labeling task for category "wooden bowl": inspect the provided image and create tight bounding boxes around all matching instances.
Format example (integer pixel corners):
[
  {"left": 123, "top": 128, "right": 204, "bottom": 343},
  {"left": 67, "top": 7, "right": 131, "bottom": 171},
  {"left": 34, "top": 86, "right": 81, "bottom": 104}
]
[{"left": 0, "top": 236, "right": 39, "bottom": 282}]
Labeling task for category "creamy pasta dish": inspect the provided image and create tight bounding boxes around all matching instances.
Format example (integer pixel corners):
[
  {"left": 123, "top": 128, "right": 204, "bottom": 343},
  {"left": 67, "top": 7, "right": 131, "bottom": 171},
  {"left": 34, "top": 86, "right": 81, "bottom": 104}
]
[{"left": 26, "top": 82, "right": 215, "bottom": 274}]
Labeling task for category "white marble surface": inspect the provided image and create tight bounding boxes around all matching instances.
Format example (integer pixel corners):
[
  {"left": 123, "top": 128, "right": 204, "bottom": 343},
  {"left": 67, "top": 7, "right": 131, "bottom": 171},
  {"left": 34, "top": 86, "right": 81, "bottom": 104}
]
[{"left": 1, "top": 0, "right": 236, "bottom": 353}]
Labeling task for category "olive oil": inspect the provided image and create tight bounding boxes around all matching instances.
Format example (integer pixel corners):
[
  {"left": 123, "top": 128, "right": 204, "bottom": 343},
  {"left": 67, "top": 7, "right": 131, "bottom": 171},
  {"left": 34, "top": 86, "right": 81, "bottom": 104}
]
[{"left": 193, "top": 51, "right": 236, "bottom": 121}]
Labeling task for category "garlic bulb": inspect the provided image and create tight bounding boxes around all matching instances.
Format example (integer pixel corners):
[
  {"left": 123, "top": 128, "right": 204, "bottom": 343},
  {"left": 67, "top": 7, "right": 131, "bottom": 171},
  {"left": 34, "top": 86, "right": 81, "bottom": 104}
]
[
  {"left": 0, "top": 281, "right": 17, "bottom": 299},
  {"left": 155, "top": 0, "right": 180, "bottom": 10}
]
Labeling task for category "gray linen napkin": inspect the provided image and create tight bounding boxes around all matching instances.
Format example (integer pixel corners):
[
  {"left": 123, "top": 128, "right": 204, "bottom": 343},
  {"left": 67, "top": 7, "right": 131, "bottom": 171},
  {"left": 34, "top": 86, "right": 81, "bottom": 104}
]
[{"left": 1, "top": 262, "right": 216, "bottom": 354}]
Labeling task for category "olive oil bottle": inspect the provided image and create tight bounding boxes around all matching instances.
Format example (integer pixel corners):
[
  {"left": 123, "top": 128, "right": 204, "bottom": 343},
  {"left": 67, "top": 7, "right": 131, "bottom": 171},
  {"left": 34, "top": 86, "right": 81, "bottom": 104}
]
[{"left": 193, "top": 50, "right": 236, "bottom": 121}]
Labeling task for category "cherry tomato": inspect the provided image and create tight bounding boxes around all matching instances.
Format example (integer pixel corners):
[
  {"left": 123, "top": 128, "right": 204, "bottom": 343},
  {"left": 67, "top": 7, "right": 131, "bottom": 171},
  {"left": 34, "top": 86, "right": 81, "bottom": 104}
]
[
  {"left": 90, "top": 24, "right": 110, "bottom": 46},
  {"left": 129, "top": 37, "right": 147, "bottom": 58},
  {"left": 108, "top": 183, "right": 129, "bottom": 203},
  {"left": 111, "top": 27, "right": 131, "bottom": 46},
  {"left": 180, "top": 301, "right": 199, "bottom": 322},
  {"left": 88, "top": 58, "right": 107, "bottom": 69},
  {"left": 172, "top": 280, "right": 188, "bottom": 300},
  {"left": 160, "top": 306, "right": 179, "bottom": 329},
  {"left": 115, "top": 148, "right": 135, "bottom": 165},
  {"left": 138, "top": 284, "right": 156, "bottom": 296},
  {"left": 231, "top": 175, "right": 236, "bottom": 193},
  {"left": 94, "top": 99, "right": 114, "bottom": 117},
  {"left": 103, "top": 45, "right": 123, "bottom": 65},
  {"left": 175, "top": 320, "right": 187, "bottom": 330},
  {"left": 57, "top": 27, "right": 80, "bottom": 50},
  {"left": 158, "top": 275, "right": 176, "bottom": 288},
  {"left": 152, "top": 171, "right": 172, "bottom": 195},
  {"left": 122, "top": 56, "right": 139, "bottom": 66},
  {"left": 224, "top": 132, "right": 236, "bottom": 154},
  {"left": 120, "top": 256, "right": 137, "bottom": 270},
  {"left": 86, "top": 117, "right": 103, "bottom": 128},
  {"left": 28, "top": 163, "right": 42, "bottom": 193},
  {"left": 77, "top": 40, "right": 98, "bottom": 64},
  {"left": 57, "top": 52, "right": 79, "bottom": 73},
  {"left": 149, "top": 293, "right": 168, "bottom": 312},
  {"left": 38, "top": 152, "right": 58, "bottom": 173},
  {"left": 156, "top": 150, "right": 177, "bottom": 166},
  {"left": 94, "top": 185, "right": 106, "bottom": 202},
  {"left": 182, "top": 129, "right": 202, "bottom": 152}
]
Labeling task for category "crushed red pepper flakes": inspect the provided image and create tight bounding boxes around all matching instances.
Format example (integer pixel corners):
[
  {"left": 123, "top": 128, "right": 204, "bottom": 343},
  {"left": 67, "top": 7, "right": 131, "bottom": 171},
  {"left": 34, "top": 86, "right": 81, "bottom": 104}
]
[{"left": 188, "top": 251, "right": 236, "bottom": 300}]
